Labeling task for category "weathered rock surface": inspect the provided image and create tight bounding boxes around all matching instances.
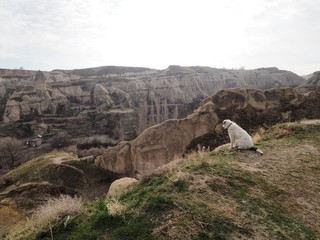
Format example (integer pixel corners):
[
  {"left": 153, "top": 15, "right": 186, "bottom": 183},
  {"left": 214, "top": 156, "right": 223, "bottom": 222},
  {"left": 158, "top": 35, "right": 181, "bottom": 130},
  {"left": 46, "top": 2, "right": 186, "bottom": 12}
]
[
  {"left": 0, "top": 66, "right": 307, "bottom": 142},
  {"left": 297, "top": 71, "right": 320, "bottom": 93},
  {"left": 3, "top": 71, "right": 69, "bottom": 122},
  {"left": 95, "top": 101, "right": 218, "bottom": 175},
  {"left": 96, "top": 87, "right": 320, "bottom": 176},
  {"left": 187, "top": 87, "right": 320, "bottom": 151},
  {"left": 107, "top": 177, "right": 138, "bottom": 197},
  {"left": 205, "top": 88, "right": 320, "bottom": 125}
]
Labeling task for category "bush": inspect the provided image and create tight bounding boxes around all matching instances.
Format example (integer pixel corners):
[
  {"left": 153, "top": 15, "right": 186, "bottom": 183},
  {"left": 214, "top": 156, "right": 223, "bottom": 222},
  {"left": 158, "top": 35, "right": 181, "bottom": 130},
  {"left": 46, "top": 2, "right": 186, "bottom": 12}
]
[
  {"left": 31, "top": 195, "right": 84, "bottom": 229},
  {"left": 0, "top": 137, "right": 24, "bottom": 169},
  {"left": 106, "top": 197, "right": 127, "bottom": 217}
]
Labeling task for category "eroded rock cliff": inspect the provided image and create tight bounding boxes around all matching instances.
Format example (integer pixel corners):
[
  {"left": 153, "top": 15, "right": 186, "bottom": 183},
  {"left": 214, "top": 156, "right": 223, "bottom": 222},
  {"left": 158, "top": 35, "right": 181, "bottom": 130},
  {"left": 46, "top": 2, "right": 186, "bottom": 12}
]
[
  {"left": 0, "top": 66, "right": 307, "bottom": 141},
  {"left": 95, "top": 101, "right": 218, "bottom": 175},
  {"left": 297, "top": 71, "right": 320, "bottom": 93},
  {"left": 95, "top": 87, "right": 320, "bottom": 176},
  {"left": 3, "top": 71, "right": 69, "bottom": 123}
]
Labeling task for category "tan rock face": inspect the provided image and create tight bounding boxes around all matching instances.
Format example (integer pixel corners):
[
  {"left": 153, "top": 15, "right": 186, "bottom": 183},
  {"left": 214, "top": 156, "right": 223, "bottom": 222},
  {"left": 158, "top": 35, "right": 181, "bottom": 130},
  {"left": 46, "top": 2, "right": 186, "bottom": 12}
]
[
  {"left": 205, "top": 88, "right": 318, "bottom": 122},
  {"left": 187, "top": 87, "right": 320, "bottom": 152},
  {"left": 95, "top": 101, "right": 218, "bottom": 175},
  {"left": 297, "top": 71, "right": 320, "bottom": 93},
  {"left": 1, "top": 66, "right": 314, "bottom": 144},
  {"left": 3, "top": 76, "right": 69, "bottom": 122},
  {"left": 92, "top": 84, "right": 114, "bottom": 106},
  {"left": 2, "top": 71, "right": 64, "bottom": 122},
  {"left": 97, "top": 87, "right": 320, "bottom": 176},
  {"left": 107, "top": 177, "right": 138, "bottom": 197}
]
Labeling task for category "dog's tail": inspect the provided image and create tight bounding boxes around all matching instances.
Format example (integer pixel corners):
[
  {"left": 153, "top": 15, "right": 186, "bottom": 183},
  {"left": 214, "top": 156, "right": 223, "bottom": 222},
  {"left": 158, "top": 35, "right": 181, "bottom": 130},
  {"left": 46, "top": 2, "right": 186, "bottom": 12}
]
[{"left": 250, "top": 147, "right": 263, "bottom": 155}]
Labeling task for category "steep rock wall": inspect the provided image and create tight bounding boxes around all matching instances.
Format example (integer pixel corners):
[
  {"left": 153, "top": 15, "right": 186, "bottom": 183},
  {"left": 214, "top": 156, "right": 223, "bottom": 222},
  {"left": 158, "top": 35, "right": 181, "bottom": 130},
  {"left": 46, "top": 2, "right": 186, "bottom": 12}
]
[
  {"left": 0, "top": 66, "right": 306, "bottom": 141},
  {"left": 96, "top": 87, "right": 320, "bottom": 176},
  {"left": 95, "top": 101, "right": 218, "bottom": 175}
]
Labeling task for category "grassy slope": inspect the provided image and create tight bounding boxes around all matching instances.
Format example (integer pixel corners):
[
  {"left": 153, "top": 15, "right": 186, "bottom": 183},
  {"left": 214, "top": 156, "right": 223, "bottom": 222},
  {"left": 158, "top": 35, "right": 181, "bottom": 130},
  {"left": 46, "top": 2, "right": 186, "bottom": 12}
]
[{"left": 7, "top": 122, "right": 320, "bottom": 240}]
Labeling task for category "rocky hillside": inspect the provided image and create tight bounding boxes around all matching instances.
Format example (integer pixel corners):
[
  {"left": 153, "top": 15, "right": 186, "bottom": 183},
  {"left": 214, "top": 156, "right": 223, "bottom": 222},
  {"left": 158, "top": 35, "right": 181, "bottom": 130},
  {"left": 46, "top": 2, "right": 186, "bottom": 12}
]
[
  {"left": 96, "top": 87, "right": 320, "bottom": 176},
  {"left": 297, "top": 71, "right": 320, "bottom": 92},
  {"left": 0, "top": 66, "right": 305, "bottom": 143},
  {"left": 4, "top": 121, "right": 320, "bottom": 239}
]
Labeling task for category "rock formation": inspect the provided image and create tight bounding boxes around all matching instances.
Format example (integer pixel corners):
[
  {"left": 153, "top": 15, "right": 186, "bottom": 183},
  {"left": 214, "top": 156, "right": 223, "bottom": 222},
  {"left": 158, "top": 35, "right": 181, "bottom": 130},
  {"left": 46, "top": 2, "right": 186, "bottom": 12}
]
[
  {"left": 95, "top": 101, "right": 218, "bottom": 175},
  {"left": 0, "top": 66, "right": 306, "bottom": 142},
  {"left": 297, "top": 71, "right": 320, "bottom": 93},
  {"left": 107, "top": 177, "right": 138, "bottom": 197},
  {"left": 96, "top": 87, "right": 320, "bottom": 177},
  {"left": 3, "top": 71, "right": 68, "bottom": 123}
]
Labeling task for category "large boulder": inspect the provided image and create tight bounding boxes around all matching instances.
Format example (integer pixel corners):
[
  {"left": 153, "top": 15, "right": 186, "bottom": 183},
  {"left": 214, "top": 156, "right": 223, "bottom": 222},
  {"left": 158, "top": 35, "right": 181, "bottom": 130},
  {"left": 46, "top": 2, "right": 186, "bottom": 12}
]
[
  {"left": 95, "top": 101, "right": 218, "bottom": 175},
  {"left": 107, "top": 177, "right": 138, "bottom": 197}
]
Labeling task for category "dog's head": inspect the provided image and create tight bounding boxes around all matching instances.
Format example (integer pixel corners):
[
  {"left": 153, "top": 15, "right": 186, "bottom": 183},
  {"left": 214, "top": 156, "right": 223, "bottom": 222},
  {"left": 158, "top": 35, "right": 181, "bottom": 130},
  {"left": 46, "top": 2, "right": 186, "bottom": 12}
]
[{"left": 222, "top": 119, "right": 233, "bottom": 129}]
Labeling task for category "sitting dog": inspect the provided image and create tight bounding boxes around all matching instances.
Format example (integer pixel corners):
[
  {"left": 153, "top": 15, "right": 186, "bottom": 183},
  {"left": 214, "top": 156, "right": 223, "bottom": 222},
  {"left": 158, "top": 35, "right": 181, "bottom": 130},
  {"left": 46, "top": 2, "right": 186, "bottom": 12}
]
[{"left": 222, "top": 119, "right": 263, "bottom": 154}]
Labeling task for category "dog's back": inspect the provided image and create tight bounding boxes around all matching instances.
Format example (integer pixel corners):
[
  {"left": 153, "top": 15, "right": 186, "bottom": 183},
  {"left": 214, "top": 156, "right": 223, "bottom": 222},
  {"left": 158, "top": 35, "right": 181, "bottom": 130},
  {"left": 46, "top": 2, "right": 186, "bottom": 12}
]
[
  {"left": 223, "top": 119, "right": 263, "bottom": 154},
  {"left": 228, "top": 122, "right": 253, "bottom": 149}
]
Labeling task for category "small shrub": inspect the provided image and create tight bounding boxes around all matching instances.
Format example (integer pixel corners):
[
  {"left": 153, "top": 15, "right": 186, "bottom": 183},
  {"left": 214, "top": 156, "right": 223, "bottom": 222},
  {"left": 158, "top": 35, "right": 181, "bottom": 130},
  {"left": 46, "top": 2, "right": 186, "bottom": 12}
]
[
  {"left": 106, "top": 198, "right": 127, "bottom": 217},
  {"left": 186, "top": 150, "right": 212, "bottom": 166},
  {"left": 31, "top": 195, "right": 84, "bottom": 228}
]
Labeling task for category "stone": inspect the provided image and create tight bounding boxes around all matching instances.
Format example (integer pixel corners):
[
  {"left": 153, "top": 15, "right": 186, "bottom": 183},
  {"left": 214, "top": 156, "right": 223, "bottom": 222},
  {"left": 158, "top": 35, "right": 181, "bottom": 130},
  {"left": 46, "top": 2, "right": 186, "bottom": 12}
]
[
  {"left": 107, "top": 177, "right": 138, "bottom": 197},
  {"left": 95, "top": 101, "right": 218, "bottom": 175}
]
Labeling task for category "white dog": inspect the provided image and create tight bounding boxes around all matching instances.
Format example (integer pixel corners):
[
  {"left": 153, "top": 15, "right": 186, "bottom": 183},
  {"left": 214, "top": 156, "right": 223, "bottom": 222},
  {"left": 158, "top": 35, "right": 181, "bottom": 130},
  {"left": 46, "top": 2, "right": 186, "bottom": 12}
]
[{"left": 222, "top": 119, "right": 263, "bottom": 154}]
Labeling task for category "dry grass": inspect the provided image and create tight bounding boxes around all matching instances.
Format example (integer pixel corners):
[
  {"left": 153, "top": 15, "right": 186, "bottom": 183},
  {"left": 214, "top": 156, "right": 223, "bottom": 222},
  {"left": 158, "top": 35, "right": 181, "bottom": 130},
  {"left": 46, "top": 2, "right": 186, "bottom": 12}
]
[
  {"left": 31, "top": 194, "right": 84, "bottom": 228},
  {"left": 252, "top": 127, "right": 266, "bottom": 144},
  {"left": 4, "top": 195, "right": 85, "bottom": 240},
  {"left": 185, "top": 149, "right": 212, "bottom": 165},
  {"left": 106, "top": 197, "right": 127, "bottom": 217}
]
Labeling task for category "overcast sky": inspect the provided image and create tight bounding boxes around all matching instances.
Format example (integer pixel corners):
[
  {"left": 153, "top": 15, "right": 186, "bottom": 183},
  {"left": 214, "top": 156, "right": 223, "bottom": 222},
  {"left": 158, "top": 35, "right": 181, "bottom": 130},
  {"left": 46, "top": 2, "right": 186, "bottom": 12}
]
[{"left": 0, "top": 0, "right": 319, "bottom": 75}]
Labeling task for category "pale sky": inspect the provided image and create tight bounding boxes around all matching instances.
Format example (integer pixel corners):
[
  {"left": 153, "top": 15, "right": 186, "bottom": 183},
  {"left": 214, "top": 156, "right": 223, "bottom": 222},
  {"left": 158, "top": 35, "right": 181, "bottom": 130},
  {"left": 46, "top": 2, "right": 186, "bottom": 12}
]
[{"left": 0, "top": 0, "right": 319, "bottom": 75}]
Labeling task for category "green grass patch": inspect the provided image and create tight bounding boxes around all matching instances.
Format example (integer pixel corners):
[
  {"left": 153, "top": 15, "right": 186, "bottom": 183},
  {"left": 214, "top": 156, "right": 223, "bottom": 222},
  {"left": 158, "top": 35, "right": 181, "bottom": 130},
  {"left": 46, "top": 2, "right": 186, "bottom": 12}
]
[
  {"left": 264, "top": 124, "right": 320, "bottom": 146},
  {"left": 173, "top": 178, "right": 189, "bottom": 192},
  {"left": 35, "top": 198, "right": 158, "bottom": 240},
  {"left": 4, "top": 153, "right": 75, "bottom": 183}
]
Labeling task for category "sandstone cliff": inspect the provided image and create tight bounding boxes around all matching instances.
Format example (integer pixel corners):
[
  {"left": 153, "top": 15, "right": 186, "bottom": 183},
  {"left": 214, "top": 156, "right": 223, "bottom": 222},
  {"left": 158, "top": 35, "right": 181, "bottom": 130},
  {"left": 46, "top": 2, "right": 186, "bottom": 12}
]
[
  {"left": 95, "top": 87, "right": 320, "bottom": 176},
  {"left": 3, "top": 71, "right": 69, "bottom": 123},
  {"left": 95, "top": 101, "right": 218, "bottom": 175},
  {"left": 0, "top": 66, "right": 305, "bottom": 141}
]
